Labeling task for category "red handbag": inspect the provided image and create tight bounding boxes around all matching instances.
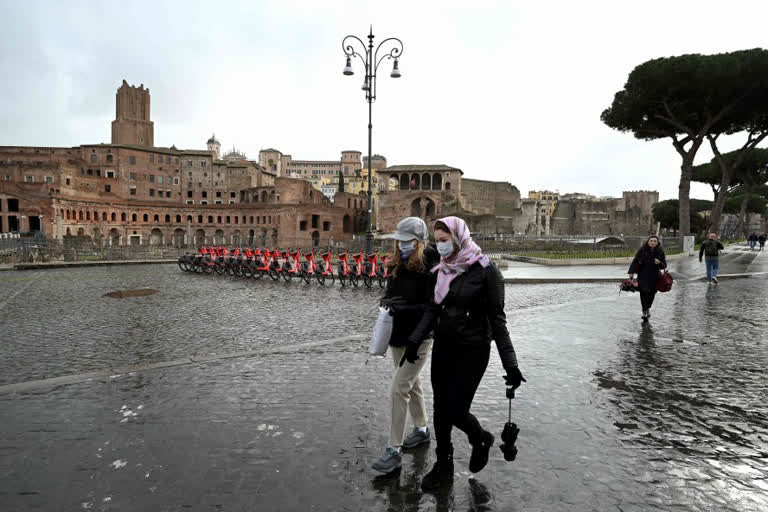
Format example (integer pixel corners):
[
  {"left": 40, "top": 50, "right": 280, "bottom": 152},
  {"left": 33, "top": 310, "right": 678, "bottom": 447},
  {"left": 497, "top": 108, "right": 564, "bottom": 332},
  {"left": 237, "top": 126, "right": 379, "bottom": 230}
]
[{"left": 656, "top": 270, "right": 673, "bottom": 292}]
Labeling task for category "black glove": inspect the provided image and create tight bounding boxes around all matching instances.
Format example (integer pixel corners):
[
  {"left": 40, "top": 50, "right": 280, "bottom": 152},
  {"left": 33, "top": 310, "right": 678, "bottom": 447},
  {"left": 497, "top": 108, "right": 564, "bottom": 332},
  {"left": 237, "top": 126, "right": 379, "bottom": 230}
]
[
  {"left": 503, "top": 367, "right": 526, "bottom": 389},
  {"left": 399, "top": 343, "right": 421, "bottom": 367}
]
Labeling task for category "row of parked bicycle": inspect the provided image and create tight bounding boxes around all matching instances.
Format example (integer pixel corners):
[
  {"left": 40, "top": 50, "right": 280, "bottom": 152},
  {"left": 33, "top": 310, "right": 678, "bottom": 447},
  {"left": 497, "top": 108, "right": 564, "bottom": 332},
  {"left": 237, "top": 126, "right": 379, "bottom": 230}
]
[{"left": 177, "top": 247, "right": 390, "bottom": 287}]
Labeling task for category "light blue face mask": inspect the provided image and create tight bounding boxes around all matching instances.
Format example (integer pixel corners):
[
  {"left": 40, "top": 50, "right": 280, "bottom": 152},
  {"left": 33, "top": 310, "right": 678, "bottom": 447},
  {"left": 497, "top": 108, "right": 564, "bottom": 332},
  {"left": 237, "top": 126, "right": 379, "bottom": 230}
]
[
  {"left": 437, "top": 241, "right": 455, "bottom": 259},
  {"left": 399, "top": 240, "right": 416, "bottom": 258}
]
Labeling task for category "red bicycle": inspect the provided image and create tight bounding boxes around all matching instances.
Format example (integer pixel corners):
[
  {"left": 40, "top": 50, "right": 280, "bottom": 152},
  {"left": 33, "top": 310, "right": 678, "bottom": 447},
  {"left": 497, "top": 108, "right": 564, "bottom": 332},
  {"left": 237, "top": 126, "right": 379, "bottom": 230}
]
[
  {"left": 316, "top": 249, "right": 335, "bottom": 285},
  {"left": 362, "top": 252, "right": 379, "bottom": 288},
  {"left": 267, "top": 250, "right": 284, "bottom": 281},
  {"left": 301, "top": 250, "right": 318, "bottom": 284},
  {"left": 349, "top": 251, "right": 365, "bottom": 287},
  {"left": 376, "top": 252, "right": 390, "bottom": 288},
  {"left": 337, "top": 251, "right": 352, "bottom": 287},
  {"left": 281, "top": 249, "right": 302, "bottom": 282}
]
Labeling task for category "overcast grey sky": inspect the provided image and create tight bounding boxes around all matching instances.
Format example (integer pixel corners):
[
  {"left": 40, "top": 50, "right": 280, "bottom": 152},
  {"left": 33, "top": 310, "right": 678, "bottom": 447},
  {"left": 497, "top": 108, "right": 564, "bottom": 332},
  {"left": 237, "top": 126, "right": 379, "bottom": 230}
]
[{"left": 2, "top": 0, "right": 767, "bottom": 200}]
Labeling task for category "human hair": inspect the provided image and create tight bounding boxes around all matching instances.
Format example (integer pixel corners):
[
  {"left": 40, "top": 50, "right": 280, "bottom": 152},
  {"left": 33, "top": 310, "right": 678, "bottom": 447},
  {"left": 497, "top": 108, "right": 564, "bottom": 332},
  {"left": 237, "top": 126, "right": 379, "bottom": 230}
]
[
  {"left": 433, "top": 220, "right": 450, "bottom": 235},
  {"left": 387, "top": 241, "right": 426, "bottom": 277},
  {"left": 636, "top": 235, "right": 662, "bottom": 257}
]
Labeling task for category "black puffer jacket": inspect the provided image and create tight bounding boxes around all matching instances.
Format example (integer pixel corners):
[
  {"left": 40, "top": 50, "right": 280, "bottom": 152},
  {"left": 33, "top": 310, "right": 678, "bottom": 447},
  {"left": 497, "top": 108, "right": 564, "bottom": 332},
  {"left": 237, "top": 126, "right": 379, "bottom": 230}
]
[
  {"left": 628, "top": 246, "right": 666, "bottom": 292},
  {"left": 408, "top": 262, "right": 519, "bottom": 370},
  {"left": 381, "top": 246, "right": 440, "bottom": 347}
]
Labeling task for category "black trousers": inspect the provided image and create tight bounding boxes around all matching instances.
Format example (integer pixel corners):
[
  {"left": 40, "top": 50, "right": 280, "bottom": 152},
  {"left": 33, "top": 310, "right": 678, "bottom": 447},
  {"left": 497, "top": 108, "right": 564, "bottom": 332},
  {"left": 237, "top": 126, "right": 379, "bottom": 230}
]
[
  {"left": 640, "top": 289, "right": 656, "bottom": 311},
  {"left": 431, "top": 342, "right": 490, "bottom": 449}
]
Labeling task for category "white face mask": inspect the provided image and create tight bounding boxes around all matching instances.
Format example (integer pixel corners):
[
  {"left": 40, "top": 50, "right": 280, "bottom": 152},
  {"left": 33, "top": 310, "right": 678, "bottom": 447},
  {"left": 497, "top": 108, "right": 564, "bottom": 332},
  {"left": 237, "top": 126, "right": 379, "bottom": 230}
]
[
  {"left": 437, "top": 241, "right": 455, "bottom": 259},
  {"left": 399, "top": 240, "right": 416, "bottom": 258}
]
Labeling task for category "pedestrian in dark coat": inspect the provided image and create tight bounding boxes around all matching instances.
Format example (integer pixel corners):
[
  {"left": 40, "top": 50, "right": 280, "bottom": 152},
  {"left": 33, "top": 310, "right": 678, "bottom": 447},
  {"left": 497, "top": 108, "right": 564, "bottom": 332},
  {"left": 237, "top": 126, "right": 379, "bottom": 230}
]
[
  {"left": 628, "top": 235, "right": 667, "bottom": 321},
  {"left": 404, "top": 216, "right": 524, "bottom": 490},
  {"left": 758, "top": 233, "right": 766, "bottom": 251}
]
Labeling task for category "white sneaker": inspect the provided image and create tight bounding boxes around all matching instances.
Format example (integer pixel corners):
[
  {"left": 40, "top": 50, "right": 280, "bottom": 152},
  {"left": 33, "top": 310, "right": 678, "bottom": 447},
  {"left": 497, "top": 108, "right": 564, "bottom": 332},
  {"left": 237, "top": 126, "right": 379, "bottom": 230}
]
[{"left": 712, "top": 277, "right": 718, "bottom": 284}]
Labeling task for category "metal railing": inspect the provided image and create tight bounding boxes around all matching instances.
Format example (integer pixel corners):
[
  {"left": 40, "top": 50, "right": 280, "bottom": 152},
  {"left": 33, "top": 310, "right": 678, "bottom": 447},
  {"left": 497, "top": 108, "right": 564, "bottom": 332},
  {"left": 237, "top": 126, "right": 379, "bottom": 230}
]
[{"left": 3, "top": 233, "right": 684, "bottom": 265}]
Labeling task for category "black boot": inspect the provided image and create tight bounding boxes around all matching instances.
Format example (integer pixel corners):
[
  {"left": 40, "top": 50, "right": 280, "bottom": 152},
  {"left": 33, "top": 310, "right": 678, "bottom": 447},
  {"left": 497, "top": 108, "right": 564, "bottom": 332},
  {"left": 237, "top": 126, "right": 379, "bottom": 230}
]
[
  {"left": 421, "top": 444, "right": 454, "bottom": 491},
  {"left": 469, "top": 429, "right": 495, "bottom": 473}
]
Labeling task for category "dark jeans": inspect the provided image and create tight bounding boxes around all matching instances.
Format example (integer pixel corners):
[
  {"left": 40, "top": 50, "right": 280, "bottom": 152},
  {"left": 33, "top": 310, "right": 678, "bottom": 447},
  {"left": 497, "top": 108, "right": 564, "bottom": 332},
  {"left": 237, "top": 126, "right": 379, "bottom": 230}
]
[
  {"left": 431, "top": 342, "right": 490, "bottom": 449},
  {"left": 640, "top": 289, "right": 656, "bottom": 311}
]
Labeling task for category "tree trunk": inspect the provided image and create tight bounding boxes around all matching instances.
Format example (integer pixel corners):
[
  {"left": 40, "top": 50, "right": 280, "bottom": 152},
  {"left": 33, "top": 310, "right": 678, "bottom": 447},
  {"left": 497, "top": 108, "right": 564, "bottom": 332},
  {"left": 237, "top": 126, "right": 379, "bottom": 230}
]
[
  {"left": 707, "top": 167, "right": 731, "bottom": 233},
  {"left": 736, "top": 183, "right": 753, "bottom": 237},
  {"left": 678, "top": 156, "right": 693, "bottom": 243},
  {"left": 674, "top": 137, "right": 704, "bottom": 245}
]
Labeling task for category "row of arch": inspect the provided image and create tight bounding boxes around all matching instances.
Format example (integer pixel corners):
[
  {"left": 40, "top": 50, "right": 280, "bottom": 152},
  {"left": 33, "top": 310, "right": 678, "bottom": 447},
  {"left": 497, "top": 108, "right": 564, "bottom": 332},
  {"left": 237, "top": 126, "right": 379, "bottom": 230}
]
[
  {"left": 241, "top": 189, "right": 278, "bottom": 203},
  {"left": 59, "top": 209, "right": 277, "bottom": 226},
  {"left": 393, "top": 173, "right": 451, "bottom": 191},
  {"left": 76, "top": 227, "right": 282, "bottom": 248}
]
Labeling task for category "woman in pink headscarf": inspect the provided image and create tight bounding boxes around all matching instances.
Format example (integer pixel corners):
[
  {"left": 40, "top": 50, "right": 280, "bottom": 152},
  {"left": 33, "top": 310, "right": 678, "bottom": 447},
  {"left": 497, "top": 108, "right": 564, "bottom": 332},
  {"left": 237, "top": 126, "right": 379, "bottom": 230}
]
[{"left": 403, "top": 216, "right": 525, "bottom": 491}]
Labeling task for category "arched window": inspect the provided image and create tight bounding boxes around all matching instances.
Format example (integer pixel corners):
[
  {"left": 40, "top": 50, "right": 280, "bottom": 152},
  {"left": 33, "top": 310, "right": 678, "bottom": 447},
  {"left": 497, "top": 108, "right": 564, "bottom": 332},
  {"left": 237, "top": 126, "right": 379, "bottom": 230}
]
[
  {"left": 217, "top": 216, "right": 222, "bottom": 224},
  {"left": 176, "top": 215, "right": 181, "bottom": 223},
  {"left": 187, "top": 215, "right": 192, "bottom": 223},
  {"left": 102, "top": 212, "right": 107, "bottom": 221},
  {"left": 79, "top": 210, "right": 84, "bottom": 221},
  {"left": 106, "top": 154, "right": 113, "bottom": 163},
  {"left": 111, "top": 212, "right": 116, "bottom": 222},
  {"left": 400, "top": 174, "right": 410, "bottom": 190},
  {"left": 250, "top": 216, "right": 254, "bottom": 224},
  {"left": 132, "top": 213, "right": 137, "bottom": 222},
  {"left": 164, "top": 214, "right": 170, "bottom": 223},
  {"left": 432, "top": 173, "right": 442, "bottom": 190},
  {"left": 121, "top": 213, "right": 126, "bottom": 222},
  {"left": 143, "top": 213, "right": 149, "bottom": 222},
  {"left": 86, "top": 211, "right": 91, "bottom": 221},
  {"left": 208, "top": 215, "right": 213, "bottom": 224},
  {"left": 198, "top": 215, "right": 203, "bottom": 223},
  {"left": 66, "top": 210, "right": 71, "bottom": 220}
]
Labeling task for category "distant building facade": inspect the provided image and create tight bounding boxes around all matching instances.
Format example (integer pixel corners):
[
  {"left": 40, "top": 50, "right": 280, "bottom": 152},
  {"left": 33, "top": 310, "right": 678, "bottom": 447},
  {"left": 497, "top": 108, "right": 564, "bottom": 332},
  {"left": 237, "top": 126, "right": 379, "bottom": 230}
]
[{"left": 0, "top": 81, "right": 365, "bottom": 248}]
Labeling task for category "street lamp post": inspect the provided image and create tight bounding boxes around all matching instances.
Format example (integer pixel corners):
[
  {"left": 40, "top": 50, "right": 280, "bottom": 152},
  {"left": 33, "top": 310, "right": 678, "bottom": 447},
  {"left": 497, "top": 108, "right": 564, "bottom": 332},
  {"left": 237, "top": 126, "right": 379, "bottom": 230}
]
[{"left": 341, "top": 27, "right": 403, "bottom": 254}]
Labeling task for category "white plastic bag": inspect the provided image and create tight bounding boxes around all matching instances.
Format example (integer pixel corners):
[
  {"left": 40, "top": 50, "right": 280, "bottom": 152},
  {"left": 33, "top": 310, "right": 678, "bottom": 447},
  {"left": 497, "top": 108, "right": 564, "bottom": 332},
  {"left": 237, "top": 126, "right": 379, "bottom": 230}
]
[{"left": 369, "top": 307, "right": 393, "bottom": 356}]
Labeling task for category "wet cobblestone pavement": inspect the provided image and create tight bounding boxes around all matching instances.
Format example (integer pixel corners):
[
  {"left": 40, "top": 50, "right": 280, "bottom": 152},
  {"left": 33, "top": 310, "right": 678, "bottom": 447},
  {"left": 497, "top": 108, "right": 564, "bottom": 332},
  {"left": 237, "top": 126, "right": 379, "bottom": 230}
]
[{"left": 1, "top": 265, "right": 767, "bottom": 511}]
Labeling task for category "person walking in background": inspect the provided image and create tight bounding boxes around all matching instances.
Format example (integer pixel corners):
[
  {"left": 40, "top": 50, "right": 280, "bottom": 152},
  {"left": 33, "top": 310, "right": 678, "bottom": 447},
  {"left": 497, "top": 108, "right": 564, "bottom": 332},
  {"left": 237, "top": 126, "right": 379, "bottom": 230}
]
[
  {"left": 628, "top": 235, "right": 667, "bottom": 321},
  {"left": 404, "top": 216, "right": 524, "bottom": 490},
  {"left": 748, "top": 232, "right": 758, "bottom": 250},
  {"left": 372, "top": 217, "right": 440, "bottom": 474},
  {"left": 699, "top": 233, "right": 725, "bottom": 284},
  {"left": 758, "top": 233, "right": 766, "bottom": 251}
]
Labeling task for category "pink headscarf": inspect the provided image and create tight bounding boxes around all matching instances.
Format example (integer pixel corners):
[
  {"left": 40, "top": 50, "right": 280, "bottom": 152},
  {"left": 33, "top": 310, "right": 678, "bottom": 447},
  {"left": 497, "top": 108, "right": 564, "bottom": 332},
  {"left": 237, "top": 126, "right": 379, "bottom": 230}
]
[{"left": 431, "top": 216, "right": 490, "bottom": 304}]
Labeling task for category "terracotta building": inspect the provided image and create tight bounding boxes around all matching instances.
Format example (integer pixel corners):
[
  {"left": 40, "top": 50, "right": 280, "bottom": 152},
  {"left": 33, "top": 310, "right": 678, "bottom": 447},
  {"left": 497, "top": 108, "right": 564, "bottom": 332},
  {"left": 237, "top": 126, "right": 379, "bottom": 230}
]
[{"left": 0, "top": 81, "right": 366, "bottom": 248}]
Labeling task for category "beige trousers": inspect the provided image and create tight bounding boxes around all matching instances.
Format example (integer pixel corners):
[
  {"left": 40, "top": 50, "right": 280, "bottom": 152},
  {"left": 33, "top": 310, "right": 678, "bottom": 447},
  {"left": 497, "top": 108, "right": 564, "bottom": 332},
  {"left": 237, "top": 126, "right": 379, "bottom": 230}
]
[{"left": 389, "top": 341, "right": 432, "bottom": 447}]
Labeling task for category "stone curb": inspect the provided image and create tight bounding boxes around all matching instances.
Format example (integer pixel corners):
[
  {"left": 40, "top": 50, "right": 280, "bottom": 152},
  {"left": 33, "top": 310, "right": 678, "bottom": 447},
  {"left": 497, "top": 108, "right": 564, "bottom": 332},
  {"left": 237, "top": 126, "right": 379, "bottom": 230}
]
[
  {"left": 502, "top": 252, "right": 689, "bottom": 266},
  {"left": 13, "top": 259, "right": 178, "bottom": 270},
  {"left": 0, "top": 334, "right": 367, "bottom": 394}
]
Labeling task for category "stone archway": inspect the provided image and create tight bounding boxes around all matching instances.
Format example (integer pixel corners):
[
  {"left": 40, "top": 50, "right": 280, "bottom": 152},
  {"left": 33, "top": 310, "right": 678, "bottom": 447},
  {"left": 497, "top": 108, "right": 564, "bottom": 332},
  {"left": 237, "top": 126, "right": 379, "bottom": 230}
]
[
  {"left": 271, "top": 228, "right": 278, "bottom": 246},
  {"left": 410, "top": 197, "right": 436, "bottom": 221},
  {"left": 248, "top": 229, "right": 255, "bottom": 246},
  {"left": 399, "top": 174, "right": 409, "bottom": 190},
  {"left": 432, "top": 173, "right": 442, "bottom": 190},
  {"left": 232, "top": 230, "right": 242, "bottom": 246},
  {"left": 109, "top": 228, "right": 121, "bottom": 246},
  {"left": 311, "top": 230, "right": 320, "bottom": 248},
  {"left": 195, "top": 229, "right": 206, "bottom": 246},
  {"left": 214, "top": 229, "right": 225, "bottom": 245},
  {"left": 421, "top": 173, "right": 431, "bottom": 190},
  {"left": 150, "top": 228, "right": 163, "bottom": 246},
  {"left": 173, "top": 228, "right": 185, "bottom": 248},
  {"left": 261, "top": 228, "right": 268, "bottom": 247}
]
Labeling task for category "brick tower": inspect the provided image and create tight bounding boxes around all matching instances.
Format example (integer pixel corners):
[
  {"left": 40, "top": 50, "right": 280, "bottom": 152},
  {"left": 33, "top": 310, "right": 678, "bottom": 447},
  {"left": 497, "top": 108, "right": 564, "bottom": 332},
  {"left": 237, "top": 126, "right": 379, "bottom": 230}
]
[{"left": 111, "top": 80, "right": 154, "bottom": 146}]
